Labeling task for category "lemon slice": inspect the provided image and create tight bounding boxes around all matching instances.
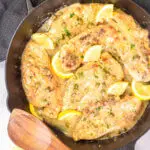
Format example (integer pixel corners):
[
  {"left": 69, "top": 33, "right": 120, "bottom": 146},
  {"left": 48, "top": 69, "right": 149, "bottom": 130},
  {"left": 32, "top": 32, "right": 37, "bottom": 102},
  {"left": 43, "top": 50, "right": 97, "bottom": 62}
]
[
  {"left": 57, "top": 110, "right": 82, "bottom": 135},
  {"left": 107, "top": 82, "right": 128, "bottom": 96},
  {"left": 96, "top": 4, "right": 114, "bottom": 23},
  {"left": 31, "top": 33, "right": 54, "bottom": 49},
  {"left": 83, "top": 45, "right": 103, "bottom": 62},
  {"left": 58, "top": 109, "right": 82, "bottom": 121},
  {"left": 29, "top": 104, "right": 43, "bottom": 120},
  {"left": 132, "top": 80, "right": 150, "bottom": 100},
  {"left": 52, "top": 51, "right": 73, "bottom": 78}
]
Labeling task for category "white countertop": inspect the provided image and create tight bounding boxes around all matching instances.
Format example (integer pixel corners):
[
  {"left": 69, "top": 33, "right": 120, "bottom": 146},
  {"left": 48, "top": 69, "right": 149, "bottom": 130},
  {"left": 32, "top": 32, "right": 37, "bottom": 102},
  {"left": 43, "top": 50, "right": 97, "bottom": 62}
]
[{"left": 0, "top": 61, "right": 150, "bottom": 150}]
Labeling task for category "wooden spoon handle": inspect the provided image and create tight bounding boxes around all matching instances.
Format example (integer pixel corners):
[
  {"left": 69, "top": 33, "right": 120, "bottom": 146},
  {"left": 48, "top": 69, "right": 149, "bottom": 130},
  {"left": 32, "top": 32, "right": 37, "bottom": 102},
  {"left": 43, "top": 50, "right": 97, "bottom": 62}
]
[{"left": 8, "top": 109, "right": 71, "bottom": 150}]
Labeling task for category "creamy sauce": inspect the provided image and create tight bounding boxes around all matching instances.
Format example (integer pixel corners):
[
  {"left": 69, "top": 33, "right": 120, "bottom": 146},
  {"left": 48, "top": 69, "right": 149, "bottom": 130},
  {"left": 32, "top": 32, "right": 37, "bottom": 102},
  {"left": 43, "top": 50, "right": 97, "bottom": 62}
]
[{"left": 21, "top": 3, "right": 149, "bottom": 141}]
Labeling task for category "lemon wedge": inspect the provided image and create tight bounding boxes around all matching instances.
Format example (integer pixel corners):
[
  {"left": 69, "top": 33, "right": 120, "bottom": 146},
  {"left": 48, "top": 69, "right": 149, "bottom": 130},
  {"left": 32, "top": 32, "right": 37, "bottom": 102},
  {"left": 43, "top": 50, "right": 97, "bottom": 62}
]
[
  {"left": 29, "top": 104, "right": 43, "bottom": 120},
  {"left": 57, "top": 110, "right": 82, "bottom": 135},
  {"left": 96, "top": 4, "right": 114, "bottom": 23},
  {"left": 132, "top": 80, "right": 150, "bottom": 100},
  {"left": 58, "top": 109, "right": 82, "bottom": 121},
  {"left": 31, "top": 33, "right": 54, "bottom": 49},
  {"left": 83, "top": 45, "right": 103, "bottom": 62},
  {"left": 107, "top": 82, "right": 128, "bottom": 96},
  {"left": 52, "top": 51, "right": 74, "bottom": 78}
]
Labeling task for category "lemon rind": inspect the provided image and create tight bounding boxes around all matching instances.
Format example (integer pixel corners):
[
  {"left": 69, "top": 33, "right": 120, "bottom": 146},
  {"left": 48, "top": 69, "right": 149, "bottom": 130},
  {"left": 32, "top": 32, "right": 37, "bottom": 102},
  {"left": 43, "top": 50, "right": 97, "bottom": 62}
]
[
  {"left": 52, "top": 51, "right": 74, "bottom": 79},
  {"left": 57, "top": 110, "right": 82, "bottom": 120},
  {"left": 29, "top": 104, "right": 43, "bottom": 120},
  {"left": 132, "top": 80, "right": 150, "bottom": 101}
]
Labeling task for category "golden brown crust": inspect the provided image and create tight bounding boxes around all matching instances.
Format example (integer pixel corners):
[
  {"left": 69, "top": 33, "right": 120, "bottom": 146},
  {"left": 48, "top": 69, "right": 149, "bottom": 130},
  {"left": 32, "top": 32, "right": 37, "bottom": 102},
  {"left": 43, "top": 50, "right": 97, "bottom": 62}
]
[
  {"left": 21, "top": 3, "right": 149, "bottom": 140},
  {"left": 22, "top": 41, "right": 61, "bottom": 117}
]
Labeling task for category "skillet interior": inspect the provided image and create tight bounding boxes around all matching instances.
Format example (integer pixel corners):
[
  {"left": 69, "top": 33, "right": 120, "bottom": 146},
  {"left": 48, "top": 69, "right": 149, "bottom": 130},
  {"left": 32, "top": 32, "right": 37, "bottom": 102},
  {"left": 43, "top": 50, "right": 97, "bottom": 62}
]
[{"left": 6, "top": 0, "right": 150, "bottom": 149}]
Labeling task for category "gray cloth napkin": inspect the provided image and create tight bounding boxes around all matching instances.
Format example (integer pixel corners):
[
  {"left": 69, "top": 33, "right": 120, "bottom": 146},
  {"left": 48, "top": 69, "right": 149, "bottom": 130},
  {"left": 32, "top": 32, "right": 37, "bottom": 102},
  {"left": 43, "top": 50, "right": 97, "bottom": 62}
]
[
  {"left": 0, "top": 0, "right": 27, "bottom": 61},
  {"left": 134, "top": 0, "right": 150, "bottom": 13}
]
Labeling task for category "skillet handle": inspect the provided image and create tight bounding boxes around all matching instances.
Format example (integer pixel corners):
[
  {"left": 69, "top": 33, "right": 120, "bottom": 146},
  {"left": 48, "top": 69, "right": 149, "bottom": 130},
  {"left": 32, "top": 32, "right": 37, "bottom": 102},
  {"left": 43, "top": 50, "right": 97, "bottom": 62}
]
[
  {"left": 118, "top": 140, "right": 136, "bottom": 150},
  {"left": 26, "top": 0, "right": 46, "bottom": 13}
]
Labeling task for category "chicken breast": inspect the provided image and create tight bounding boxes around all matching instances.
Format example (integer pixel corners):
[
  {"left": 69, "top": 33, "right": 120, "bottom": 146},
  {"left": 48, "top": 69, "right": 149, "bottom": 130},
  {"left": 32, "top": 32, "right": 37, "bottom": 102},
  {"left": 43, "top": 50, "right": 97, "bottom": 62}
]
[
  {"left": 39, "top": 3, "right": 150, "bottom": 82},
  {"left": 21, "top": 3, "right": 149, "bottom": 141},
  {"left": 73, "top": 96, "right": 147, "bottom": 141},
  {"left": 59, "top": 24, "right": 150, "bottom": 82},
  {"left": 39, "top": 3, "right": 103, "bottom": 48},
  {"left": 100, "top": 52, "right": 124, "bottom": 80},
  {"left": 61, "top": 62, "right": 147, "bottom": 140},
  {"left": 21, "top": 41, "right": 61, "bottom": 118}
]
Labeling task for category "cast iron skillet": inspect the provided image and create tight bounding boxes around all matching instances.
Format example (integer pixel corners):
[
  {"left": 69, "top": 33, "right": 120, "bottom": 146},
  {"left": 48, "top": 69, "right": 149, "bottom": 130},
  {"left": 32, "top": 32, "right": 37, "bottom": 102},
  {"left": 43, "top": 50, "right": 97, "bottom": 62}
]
[{"left": 6, "top": 0, "right": 150, "bottom": 149}]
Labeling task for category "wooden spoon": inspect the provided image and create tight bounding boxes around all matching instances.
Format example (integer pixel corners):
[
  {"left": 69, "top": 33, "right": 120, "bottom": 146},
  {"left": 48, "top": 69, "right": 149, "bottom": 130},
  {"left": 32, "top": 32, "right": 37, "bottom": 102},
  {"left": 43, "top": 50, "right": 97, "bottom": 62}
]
[{"left": 8, "top": 109, "right": 71, "bottom": 150}]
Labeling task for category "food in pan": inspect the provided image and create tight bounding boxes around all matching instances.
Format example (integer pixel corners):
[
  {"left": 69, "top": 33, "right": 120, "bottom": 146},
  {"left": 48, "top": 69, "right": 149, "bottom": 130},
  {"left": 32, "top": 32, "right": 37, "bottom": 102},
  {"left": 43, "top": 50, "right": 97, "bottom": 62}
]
[{"left": 21, "top": 3, "right": 150, "bottom": 141}]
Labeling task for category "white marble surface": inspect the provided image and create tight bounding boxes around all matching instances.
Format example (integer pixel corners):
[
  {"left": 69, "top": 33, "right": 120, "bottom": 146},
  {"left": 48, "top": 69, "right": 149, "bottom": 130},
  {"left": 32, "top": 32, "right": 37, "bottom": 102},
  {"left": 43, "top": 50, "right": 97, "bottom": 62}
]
[{"left": 0, "top": 61, "right": 150, "bottom": 150}]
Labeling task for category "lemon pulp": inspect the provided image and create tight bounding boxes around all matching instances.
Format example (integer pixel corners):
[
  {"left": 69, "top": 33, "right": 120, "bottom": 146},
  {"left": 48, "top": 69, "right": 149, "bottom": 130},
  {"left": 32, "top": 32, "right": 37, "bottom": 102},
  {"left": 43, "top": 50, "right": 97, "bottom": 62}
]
[
  {"left": 52, "top": 51, "right": 74, "bottom": 79},
  {"left": 96, "top": 4, "right": 114, "bottom": 23},
  {"left": 31, "top": 33, "right": 54, "bottom": 49},
  {"left": 83, "top": 45, "right": 103, "bottom": 62},
  {"left": 107, "top": 82, "right": 128, "bottom": 96}
]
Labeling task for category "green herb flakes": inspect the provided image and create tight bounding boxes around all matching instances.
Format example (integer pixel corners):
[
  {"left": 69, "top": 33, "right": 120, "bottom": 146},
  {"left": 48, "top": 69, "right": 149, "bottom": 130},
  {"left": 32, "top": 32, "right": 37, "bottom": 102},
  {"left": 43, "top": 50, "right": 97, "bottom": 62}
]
[
  {"left": 81, "top": 55, "right": 84, "bottom": 59},
  {"left": 74, "top": 83, "right": 79, "bottom": 90},
  {"left": 106, "top": 123, "right": 110, "bottom": 129},
  {"left": 96, "top": 106, "right": 102, "bottom": 111},
  {"left": 64, "top": 27, "right": 71, "bottom": 37},
  {"left": 130, "top": 44, "right": 135, "bottom": 49},
  {"left": 95, "top": 82, "right": 100, "bottom": 87},
  {"left": 70, "top": 13, "right": 75, "bottom": 18},
  {"left": 78, "top": 72, "right": 84, "bottom": 78},
  {"left": 94, "top": 73, "right": 99, "bottom": 78},
  {"left": 76, "top": 16, "right": 83, "bottom": 24},
  {"left": 108, "top": 108, "right": 115, "bottom": 116},
  {"left": 132, "top": 55, "right": 139, "bottom": 60},
  {"left": 61, "top": 33, "right": 65, "bottom": 40}
]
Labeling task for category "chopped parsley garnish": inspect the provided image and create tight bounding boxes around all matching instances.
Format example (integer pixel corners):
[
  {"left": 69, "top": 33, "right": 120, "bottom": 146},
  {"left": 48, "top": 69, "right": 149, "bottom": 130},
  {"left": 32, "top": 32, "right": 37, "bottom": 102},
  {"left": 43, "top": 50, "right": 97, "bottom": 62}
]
[
  {"left": 81, "top": 55, "right": 84, "bottom": 59},
  {"left": 94, "top": 73, "right": 99, "bottom": 78},
  {"left": 132, "top": 55, "right": 139, "bottom": 60},
  {"left": 64, "top": 27, "right": 71, "bottom": 37},
  {"left": 130, "top": 44, "right": 135, "bottom": 49},
  {"left": 96, "top": 106, "right": 102, "bottom": 111},
  {"left": 74, "top": 83, "right": 79, "bottom": 90},
  {"left": 108, "top": 108, "right": 115, "bottom": 116},
  {"left": 76, "top": 16, "right": 83, "bottom": 24},
  {"left": 55, "top": 34, "right": 65, "bottom": 45},
  {"left": 78, "top": 72, "right": 84, "bottom": 78},
  {"left": 61, "top": 33, "right": 65, "bottom": 40},
  {"left": 87, "top": 22, "right": 94, "bottom": 28},
  {"left": 106, "top": 123, "right": 110, "bottom": 129},
  {"left": 95, "top": 82, "right": 100, "bottom": 87},
  {"left": 70, "top": 12, "right": 75, "bottom": 18},
  {"left": 74, "top": 74, "right": 78, "bottom": 80}
]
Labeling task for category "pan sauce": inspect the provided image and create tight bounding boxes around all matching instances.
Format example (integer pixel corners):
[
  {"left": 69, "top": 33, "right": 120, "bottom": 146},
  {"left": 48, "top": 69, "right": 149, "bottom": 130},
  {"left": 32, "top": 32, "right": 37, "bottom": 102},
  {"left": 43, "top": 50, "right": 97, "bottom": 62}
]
[{"left": 21, "top": 3, "right": 150, "bottom": 141}]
